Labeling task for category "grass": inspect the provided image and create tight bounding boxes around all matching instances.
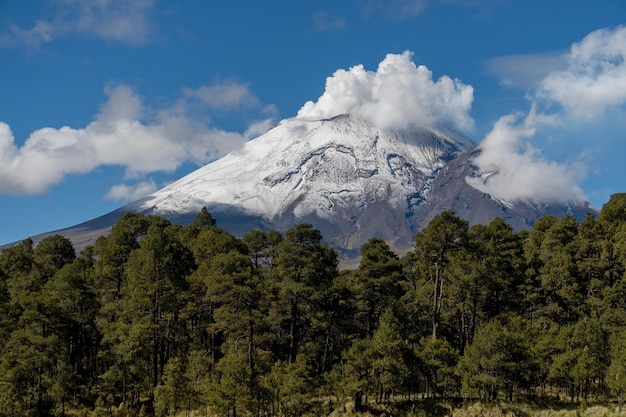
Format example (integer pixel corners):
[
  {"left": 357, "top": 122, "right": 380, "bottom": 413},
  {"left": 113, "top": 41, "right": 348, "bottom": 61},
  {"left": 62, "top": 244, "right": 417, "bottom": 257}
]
[
  {"left": 327, "top": 398, "right": 624, "bottom": 417},
  {"left": 87, "top": 397, "right": 625, "bottom": 416}
]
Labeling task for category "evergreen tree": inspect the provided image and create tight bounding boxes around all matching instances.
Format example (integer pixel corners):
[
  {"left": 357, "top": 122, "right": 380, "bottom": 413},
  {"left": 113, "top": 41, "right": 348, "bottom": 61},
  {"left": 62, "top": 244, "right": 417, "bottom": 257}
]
[
  {"left": 575, "top": 213, "right": 608, "bottom": 317},
  {"left": 205, "top": 249, "right": 264, "bottom": 394},
  {"left": 608, "top": 329, "right": 626, "bottom": 413},
  {"left": 369, "top": 309, "right": 408, "bottom": 403},
  {"left": 457, "top": 317, "right": 539, "bottom": 401},
  {"left": 549, "top": 318, "right": 609, "bottom": 401},
  {"left": 0, "top": 236, "right": 79, "bottom": 416},
  {"left": 353, "top": 238, "right": 403, "bottom": 337},
  {"left": 97, "top": 216, "right": 193, "bottom": 410},
  {"left": 93, "top": 212, "right": 151, "bottom": 297},
  {"left": 416, "top": 337, "right": 459, "bottom": 398},
  {"left": 269, "top": 224, "right": 338, "bottom": 364},
  {"left": 412, "top": 211, "right": 469, "bottom": 340},
  {"left": 339, "top": 338, "right": 374, "bottom": 412},
  {"left": 154, "top": 357, "right": 190, "bottom": 417},
  {"left": 243, "top": 229, "right": 282, "bottom": 271}
]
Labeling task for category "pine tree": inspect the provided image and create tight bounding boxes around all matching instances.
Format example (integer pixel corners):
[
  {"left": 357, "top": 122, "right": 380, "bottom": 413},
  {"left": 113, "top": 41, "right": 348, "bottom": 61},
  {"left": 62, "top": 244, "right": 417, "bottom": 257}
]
[
  {"left": 269, "top": 224, "right": 338, "bottom": 364},
  {"left": 412, "top": 211, "right": 469, "bottom": 340},
  {"left": 608, "top": 329, "right": 626, "bottom": 413}
]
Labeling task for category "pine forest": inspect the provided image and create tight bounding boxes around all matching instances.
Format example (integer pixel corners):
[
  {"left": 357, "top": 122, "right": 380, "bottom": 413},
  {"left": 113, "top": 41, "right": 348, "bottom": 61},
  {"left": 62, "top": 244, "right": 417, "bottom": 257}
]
[{"left": 2, "top": 194, "right": 626, "bottom": 417}]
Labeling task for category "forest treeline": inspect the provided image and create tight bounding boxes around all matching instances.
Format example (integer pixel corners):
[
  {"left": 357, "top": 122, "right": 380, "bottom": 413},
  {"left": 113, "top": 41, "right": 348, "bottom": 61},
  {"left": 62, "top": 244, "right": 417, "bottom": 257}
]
[{"left": 2, "top": 195, "right": 626, "bottom": 417}]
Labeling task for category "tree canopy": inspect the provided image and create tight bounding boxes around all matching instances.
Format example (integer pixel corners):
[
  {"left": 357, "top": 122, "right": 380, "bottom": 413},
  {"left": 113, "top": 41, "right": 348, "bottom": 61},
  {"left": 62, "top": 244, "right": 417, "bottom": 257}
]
[{"left": 1, "top": 200, "right": 626, "bottom": 416}]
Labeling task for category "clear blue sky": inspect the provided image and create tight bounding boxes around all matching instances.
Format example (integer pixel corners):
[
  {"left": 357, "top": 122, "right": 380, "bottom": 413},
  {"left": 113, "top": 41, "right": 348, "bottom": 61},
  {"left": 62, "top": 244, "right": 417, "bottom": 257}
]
[{"left": 1, "top": 0, "right": 625, "bottom": 245}]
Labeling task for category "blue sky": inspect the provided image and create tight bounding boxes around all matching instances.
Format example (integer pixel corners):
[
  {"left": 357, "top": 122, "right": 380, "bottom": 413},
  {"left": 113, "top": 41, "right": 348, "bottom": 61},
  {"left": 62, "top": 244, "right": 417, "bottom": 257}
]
[{"left": 1, "top": 0, "right": 626, "bottom": 245}]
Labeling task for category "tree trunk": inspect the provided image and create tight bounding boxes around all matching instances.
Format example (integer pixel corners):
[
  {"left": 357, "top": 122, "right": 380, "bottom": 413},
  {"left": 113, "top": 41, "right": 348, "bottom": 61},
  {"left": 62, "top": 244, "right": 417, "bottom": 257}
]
[
  {"left": 248, "top": 312, "right": 254, "bottom": 373},
  {"left": 354, "top": 391, "right": 363, "bottom": 412},
  {"left": 322, "top": 326, "right": 331, "bottom": 374},
  {"left": 289, "top": 300, "right": 298, "bottom": 364},
  {"left": 431, "top": 265, "right": 441, "bottom": 340}
]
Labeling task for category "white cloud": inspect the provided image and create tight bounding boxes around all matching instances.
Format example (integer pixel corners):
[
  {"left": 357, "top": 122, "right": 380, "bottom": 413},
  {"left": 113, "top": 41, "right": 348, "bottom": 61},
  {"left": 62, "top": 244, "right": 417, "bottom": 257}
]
[
  {"left": 536, "top": 26, "right": 626, "bottom": 120},
  {"left": 104, "top": 180, "right": 157, "bottom": 201},
  {"left": 469, "top": 26, "right": 626, "bottom": 204},
  {"left": 0, "top": 0, "right": 156, "bottom": 49},
  {"left": 0, "top": 82, "right": 272, "bottom": 196},
  {"left": 466, "top": 106, "right": 585, "bottom": 203},
  {"left": 297, "top": 51, "right": 474, "bottom": 131}
]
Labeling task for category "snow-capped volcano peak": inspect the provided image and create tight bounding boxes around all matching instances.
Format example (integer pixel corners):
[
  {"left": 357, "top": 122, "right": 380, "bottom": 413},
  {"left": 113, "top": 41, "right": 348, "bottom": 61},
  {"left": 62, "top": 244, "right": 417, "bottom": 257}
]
[
  {"left": 140, "top": 114, "right": 474, "bottom": 226},
  {"left": 23, "top": 114, "right": 595, "bottom": 263}
]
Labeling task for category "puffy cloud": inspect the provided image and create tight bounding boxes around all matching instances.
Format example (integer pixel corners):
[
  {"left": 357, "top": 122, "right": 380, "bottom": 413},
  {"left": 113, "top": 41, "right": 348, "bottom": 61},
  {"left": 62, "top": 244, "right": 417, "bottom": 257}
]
[
  {"left": 536, "top": 26, "right": 626, "bottom": 119},
  {"left": 297, "top": 51, "right": 474, "bottom": 131},
  {"left": 104, "top": 180, "right": 157, "bottom": 201},
  {"left": 466, "top": 107, "right": 585, "bottom": 203},
  {"left": 470, "top": 26, "right": 626, "bottom": 204},
  {"left": 0, "top": 82, "right": 272, "bottom": 196},
  {"left": 0, "top": 0, "right": 156, "bottom": 49}
]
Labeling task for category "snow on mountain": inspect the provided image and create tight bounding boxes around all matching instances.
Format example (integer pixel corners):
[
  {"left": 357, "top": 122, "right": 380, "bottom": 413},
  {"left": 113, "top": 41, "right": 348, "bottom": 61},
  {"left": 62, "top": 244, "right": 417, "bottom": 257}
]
[
  {"left": 142, "top": 114, "right": 473, "bottom": 218},
  {"left": 18, "top": 113, "right": 596, "bottom": 263},
  {"left": 133, "top": 114, "right": 473, "bottom": 251}
]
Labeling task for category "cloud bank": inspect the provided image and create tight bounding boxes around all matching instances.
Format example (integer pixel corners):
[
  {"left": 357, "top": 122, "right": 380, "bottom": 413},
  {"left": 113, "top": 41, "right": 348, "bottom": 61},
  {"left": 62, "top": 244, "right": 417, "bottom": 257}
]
[
  {"left": 297, "top": 51, "right": 474, "bottom": 131},
  {"left": 0, "top": 82, "right": 272, "bottom": 197},
  {"left": 469, "top": 26, "right": 626, "bottom": 204}
]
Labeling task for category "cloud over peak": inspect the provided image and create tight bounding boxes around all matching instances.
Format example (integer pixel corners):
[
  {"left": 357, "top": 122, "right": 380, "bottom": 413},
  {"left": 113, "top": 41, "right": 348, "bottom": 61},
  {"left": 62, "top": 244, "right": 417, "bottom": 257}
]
[
  {"left": 466, "top": 108, "right": 585, "bottom": 204},
  {"left": 297, "top": 51, "right": 475, "bottom": 132}
]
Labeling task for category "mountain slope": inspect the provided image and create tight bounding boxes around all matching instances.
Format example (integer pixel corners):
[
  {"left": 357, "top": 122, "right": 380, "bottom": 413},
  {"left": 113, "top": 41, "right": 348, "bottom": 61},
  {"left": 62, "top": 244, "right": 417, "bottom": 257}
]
[
  {"left": 19, "top": 115, "right": 595, "bottom": 261},
  {"left": 134, "top": 114, "right": 474, "bottom": 252}
]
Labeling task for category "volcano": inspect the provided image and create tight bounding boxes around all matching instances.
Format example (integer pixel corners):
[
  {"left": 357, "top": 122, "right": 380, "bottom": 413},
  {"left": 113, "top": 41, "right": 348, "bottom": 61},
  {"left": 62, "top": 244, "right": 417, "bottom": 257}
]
[{"left": 24, "top": 114, "right": 595, "bottom": 261}]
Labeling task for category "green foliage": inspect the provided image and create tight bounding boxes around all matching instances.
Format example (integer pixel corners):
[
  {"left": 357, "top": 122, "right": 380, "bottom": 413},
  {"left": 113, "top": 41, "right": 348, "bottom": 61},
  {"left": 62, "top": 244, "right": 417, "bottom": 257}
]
[
  {"left": 353, "top": 238, "right": 404, "bottom": 336},
  {"left": 417, "top": 337, "right": 459, "bottom": 397},
  {"left": 599, "top": 193, "right": 626, "bottom": 233},
  {"left": 243, "top": 229, "right": 282, "bottom": 270},
  {"left": 370, "top": 309, "right": 409, "bottom": 401},
  {"left": 457, "top": 317, "right": 539, "bottom": 401},
  {"left": 607, "top": 329, "right": 626, "bottom": 413},
  {"left": 154, "top": 357, "right": 190, "bottom": 417},
  {"left": 413, "top": 210, "right": 469, "bottom": 340},
  {"left": 3, "top": 202, "right": 626, "bottom": 416},
  {"left": 266, "top": 354, "right": 316, "bottom": 417},
  {"left": 269, "top": 223, "right": 338, "bottom": 365}
]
